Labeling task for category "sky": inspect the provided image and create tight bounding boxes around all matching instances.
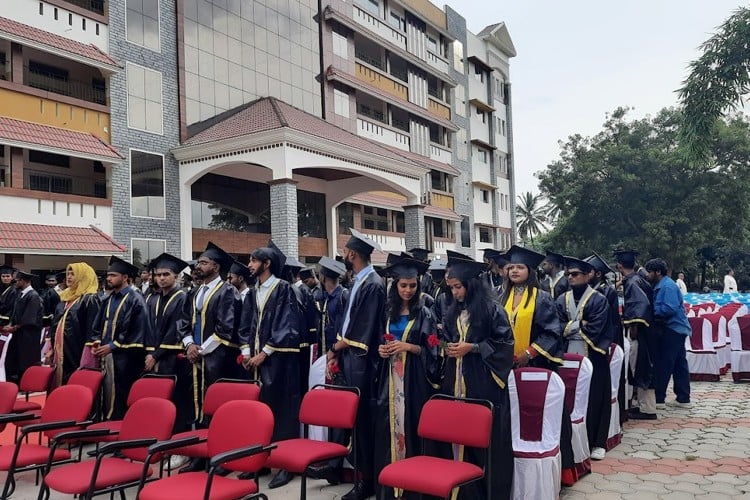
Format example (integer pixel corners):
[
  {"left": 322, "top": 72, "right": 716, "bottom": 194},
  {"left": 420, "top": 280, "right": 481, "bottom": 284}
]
[{"left": 441, "top": 0, "right": 744, "bottom": 196}]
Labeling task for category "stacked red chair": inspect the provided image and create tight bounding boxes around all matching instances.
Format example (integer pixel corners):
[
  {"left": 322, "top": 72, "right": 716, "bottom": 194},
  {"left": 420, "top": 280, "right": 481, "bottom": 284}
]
[
  {"left": 686, "top": 316, "right": 722, "bottom": 381},
  {"left": 732, "top": 316, "right": 750, "bottom": 382}
]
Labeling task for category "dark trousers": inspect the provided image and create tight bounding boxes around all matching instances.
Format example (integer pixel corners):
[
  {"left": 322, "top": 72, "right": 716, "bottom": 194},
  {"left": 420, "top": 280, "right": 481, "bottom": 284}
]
[
  {"left": 654, "top": 329, "right": 691, "bottom": 404},
  {"left": 587, "top": 351, "right": 612, "bottom": 449}
]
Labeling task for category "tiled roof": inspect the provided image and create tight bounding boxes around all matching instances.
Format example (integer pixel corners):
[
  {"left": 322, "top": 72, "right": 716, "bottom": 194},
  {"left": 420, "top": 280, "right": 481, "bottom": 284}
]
[
  {"left": 0, "top": 16, "right": 118, "bottom": 68},
  {"left": 0, "top": 223, "right": 126, "bottom": 254},
  {"left": 0, "top": 117, "right": 122, "bottom": 160}
]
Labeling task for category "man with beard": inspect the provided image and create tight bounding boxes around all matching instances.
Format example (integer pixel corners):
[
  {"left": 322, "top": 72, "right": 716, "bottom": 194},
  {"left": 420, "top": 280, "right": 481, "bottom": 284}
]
[
  {"left": 3, "top": 271, "right": 43, "bottom": 384},
  {"left": 542, "top": 250, "right": 569, "bottom": 300},
  {"left": 556, "top": 257, "right": 612, "bottom": 463},
  {"left": 0, "top": 266, "right": 18, "bottom": 329},
  {"left": 144, "top": 253, "right": 191, "bottom": 432},
  {"left": 299, "top": 267, "right": 322, "bottom": 297},
  {"left": 90, "top": 256, "right": 151, "bottom": 419},
  {"left": 228, "top": 259, "right": 253, "bottom": 303},
  {"left": 40, "top": 273, "right": 61, "bottom": 331},
  {"left": 614, "top": 249, "right": 657, "bottom": 420},
  {"left": 314, "top": 257, "right": 348, "bottom": 356},
  {"left": 318, "top": 228, "right": 385, "bottom": 500},
  {"left": 178, "top": 242, "right": 241, "bottom": 472},
  {"left": 238, "top": 241, "right": 300, "bottom": 489}
]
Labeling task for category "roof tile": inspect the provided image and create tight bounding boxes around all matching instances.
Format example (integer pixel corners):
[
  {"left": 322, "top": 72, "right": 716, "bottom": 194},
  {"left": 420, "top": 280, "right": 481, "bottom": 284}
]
[{"left": 0, "top": 223, "right": 126, "bottom": 254}]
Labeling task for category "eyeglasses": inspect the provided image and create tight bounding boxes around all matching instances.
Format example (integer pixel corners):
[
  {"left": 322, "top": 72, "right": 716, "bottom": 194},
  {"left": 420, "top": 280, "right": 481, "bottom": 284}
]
[{"left": 566, "top": 271, "right": 584, "bottom": 277}]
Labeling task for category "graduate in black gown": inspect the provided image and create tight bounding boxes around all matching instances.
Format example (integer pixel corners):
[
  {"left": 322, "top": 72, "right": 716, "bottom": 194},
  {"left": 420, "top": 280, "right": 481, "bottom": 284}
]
[
  {"left": 440, "top": 254, "right": 514, "bottom": 500},
  {"left": 556, "top": 257, "right": 612, "bottom": 465},
  {"left": 144, "top": 253, "right": 191, "bottom": 432},
  {"left": 322, "top": 228, "right": 386, "bottom": 500},
  {"left": 47, "top": 263, "right": 101, "bottom": 388},
  {"left": 3, "top": 271, "right": 43, "bottom": 385},
  {"left": 314, "top": 257, "right": 349, "bottom": 357},
  {"left": 428, "top": 259, "right": 450, "bottom": 332},
  {"left": 238, "top": 242, "right": 301, "bottom": 489},
  {"left": 614, "top": 249, "right": 657, "bottom": 420},
  {"left": 90, "top": 257, "right": 151, "bottom": 420},
  {"left": 0, "top": 266, "right": 18, "bottom": 329},
  {"left": 541, "top": 250, "right": 570, "bottom": 300},
  {"left": 408, "top": 247, "right": 433, "bottom": 297},
  {"left": 374, "top": 255, "right": 441, "bottom": 500},
  {"left": 40, "top": 273, "right": 61, "bottom": 329}
]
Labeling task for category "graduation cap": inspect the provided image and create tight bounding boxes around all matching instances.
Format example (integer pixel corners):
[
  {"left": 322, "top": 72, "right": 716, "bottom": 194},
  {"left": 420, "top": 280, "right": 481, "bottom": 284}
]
[
  {"left": 108, "top": 255, "right": 139, "bottom": 278},
  {"left": 151, "top": 253, "right": 190, "bottom": 275},
  {"left": 298, "top": 267, "right": 316, "bottom": 280},
  {"left": 44, "top": 272, "right": 58, "bottom": 281},
  {"left": 543, "top": 250, "right": 565, "bottom": 266},
  {"left": 383, "top": 254, "right": 429, "bottom": 279},
  {"left": 564, "top": 256, "right": 594, "bottom": 274},
  {"left": 428, "top": 259, "right": 447, "bottom": 272},
  {"left": 200, "top": 241, "right": 233, "bottom": 272},
  {"left": 585, "top": 252, "right": 614, "bottom": 275},
  {"left": 186, "top": 260, "right": 197, "bottom": 271},
  {"left": 14, "top": 270, "right": 37, "bottom": 282},
  {"left": 229, "top": 259, "right": 251, "bottom": 280},
  {"left": 345, "top": 228, "right": 382, "bottom": 257},
  {"left": 612, "top": 249, "right": 639, "bottom": 268},
  {"left": 484, "top": 249, "right": 509, "bottom": 267},
  {"left": 0, "top": 266, "right": 16, "bottom": 275},
  {"left": 55, "top": 270, "right": 67, "bottom": 283},
  {"left": 446, "top": 254, "right": 486, "bottom": 281},
  {"left": 318, "top": 256, "right": 346, "bottom": 279},
  {"left": 505, "top": 245, "right": 545, "bottom": 269},
  {"left": 408, "top": 247, "right": 430, "bottom": 262}
]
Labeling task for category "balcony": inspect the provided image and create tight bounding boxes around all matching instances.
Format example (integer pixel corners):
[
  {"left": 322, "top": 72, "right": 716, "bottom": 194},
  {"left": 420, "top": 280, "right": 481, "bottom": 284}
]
[
  {"left": 61, "top": 0, "right": 106, "bottom": 15},
  {"left": 426, "top": 50, "right": 449, "bottom": 74},
  {"left": 352, "top": 4, "right": 407, "bottom": 51},
  {"left": 357, "top": 117, "right": 410, "bottom": 152},
  {"left": 429, "top": 191, "right": 455, "bottom": 210},
  {"left": 26, "top": 169, "right": 107, "bottom": 199},
  {"left": 355, "top": 62, "right": 408, "bottom": 101},
  {"left": 427, "top": 97, "right": 451, "bottom": 120},
  {"left": 25, "top": 65, "right": 106, "bottom": 105},
  {"left": 0, "top": 189, "right": 112, "bottom": 233},
  {"left": 429, "top": 143, "right": 451, "bottom": 164}
]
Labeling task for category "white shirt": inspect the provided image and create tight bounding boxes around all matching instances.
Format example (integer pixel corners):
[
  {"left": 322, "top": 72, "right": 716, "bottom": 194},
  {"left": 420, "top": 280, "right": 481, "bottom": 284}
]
[
  {"left": 20, "top": 284, "right": 33, "bottom": 298},
  {"left": 255, "top": 275, "right": 280, "bottom": 357},
  {"left": 182, "top": 274, "right": 223, "bottom": 346},
  {"left": 676, "top": 278, "right": 687, "bottom": 296},
  {"left": 341, "top": 264, "right": 375, "bottom": 337},
  {"left": 724, "top": 274, "right": 738, "bottom": 293}
]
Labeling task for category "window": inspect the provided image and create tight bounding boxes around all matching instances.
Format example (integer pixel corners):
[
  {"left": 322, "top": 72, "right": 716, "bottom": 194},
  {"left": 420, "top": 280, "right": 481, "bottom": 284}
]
[
  {"left": 54, "top": 7, "right": 58, "bottom": 20},
  {"left": 334, "top": 89, "right": 349, "bottom": 118},
  {"left": 460, "top": 216, "right": 471, "bottom": 247},
  {"left": 29, "top": 150, "right": 70, "bottom": 168},
  {"left": 453, "top": 41, "right": 463, "bottom": 71},
  {"left": 476, "top": 109, "right": 486, "bottom": 123},
  {"left": 501, "top": 119, "right": 506, "bottom": 136},
  {"left": 82, "top": 18, "right": 86, "bottom": 30},
  {"left": 360, "top": 0, "right": 379, "bottom": 15},
  {"left": 431, "top": 171, "right": 451, "bottom": 192},
  {"left": 474, "top": 64, "right": 484, "bottom": 83},
  {"left": 39, "top": 2, "right": 43, "bottom": 15},
  {"left": 431, "top": 218, "right": 454, "bottom": 239},
  {"left": 338, "top": 203, "right": 354, "bottom": 234},
  {"left": 127, "top": 0, "right": 160, "bottom": 51},
  {"left": 479, "top": 227, "right": 492, "bottom": 244},
  {"left": 127, "top": 63, "right": 163, "bottom": 134},
  {"left": 427, "top": 36, "right": 438, "bottom": 54},
  {"left": 389, "top": 12, "right": 404, "bottom": 31},
  {"left": 477, "top": 149, "right": 488, "bottom": 163},
  {"left": 362, "top": 206, "right": 390, "bottom": 231},
  {"left": 130, "top": 150, "right": 165, "bottom": 218},
  {"left": 131, "top": 238, "right": 165, "bottom": 269},
  {"left": 332, "top": 31, "right": 348, "bottom": 58},
  {"left": 68, "top": 13, "right": 72, "bottom": 25},
  {"left": 481, "top": 189, "right": 489, "bottom": 204},
  {"left": 395, "top": 212, "right": 405, "bottom": 233}
]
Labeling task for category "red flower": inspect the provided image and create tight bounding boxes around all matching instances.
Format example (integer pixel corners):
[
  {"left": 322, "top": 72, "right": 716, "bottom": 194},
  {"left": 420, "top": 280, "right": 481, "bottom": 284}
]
[
  {"left": 329, "top": 362, "right": 341, "bottom": 375},
  {"left": 384, "top": 333, "right": 395, "bottom": 342},
  {"left": 177, "top": 353, "right": 186, "bottom": 361},
  {"left": 236, "top": 354, "right": 245, "bottom": 365},
  {"left": 427, "top": 334, "right": 441, "bottom": 348}
]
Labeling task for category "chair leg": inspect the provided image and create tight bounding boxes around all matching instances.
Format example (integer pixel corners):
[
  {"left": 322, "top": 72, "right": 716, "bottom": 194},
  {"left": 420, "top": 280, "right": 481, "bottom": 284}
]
[
  {"left": 1, "top": 473, "right": 15, "bottom": 500},
  {"left": 36, "top": 481, "right": 49, "bottom": 500},
  {"left": 300, "top": 473, "right": 306, "bottom": 500},
  {"left": 118, "top": 489, "right": 126, "bottom": 500}
]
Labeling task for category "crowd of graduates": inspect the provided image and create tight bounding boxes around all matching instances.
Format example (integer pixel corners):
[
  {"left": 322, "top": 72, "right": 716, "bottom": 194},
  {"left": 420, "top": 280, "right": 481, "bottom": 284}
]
[{"left": 0, "top": 229, "right": 687, "bottom": 500}]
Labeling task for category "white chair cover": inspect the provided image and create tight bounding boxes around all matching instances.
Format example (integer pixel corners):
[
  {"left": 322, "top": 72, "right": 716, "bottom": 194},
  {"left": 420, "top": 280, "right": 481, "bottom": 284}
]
[
  {"left": 509, "top": 368, "right": 564, "bottom": 500},
  {"left": 307, "top": 356, "right": 328, "bottom": 441},
  {"left": 702, "top": 314, "right": 730, "bottom": 370},
  {"left": 732, "top": 315, "right": 750, "bottom": 382},
  {"left": 623, "top": 337, "right": 632, "bottom": 408},
  {"left": 558, "top": 355, "right": 593, "bottom": 477},
  {"left": 606, "top": 343, "right": 624, "bottom": 450},
  {"left": 686, "top": 316, "right": 721, "bottom": 381}
]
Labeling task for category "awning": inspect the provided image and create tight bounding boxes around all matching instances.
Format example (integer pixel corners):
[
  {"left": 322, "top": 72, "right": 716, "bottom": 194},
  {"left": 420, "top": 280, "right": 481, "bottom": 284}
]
[{"left": 0, "top": 222, "right": 126, "bottom": 256}]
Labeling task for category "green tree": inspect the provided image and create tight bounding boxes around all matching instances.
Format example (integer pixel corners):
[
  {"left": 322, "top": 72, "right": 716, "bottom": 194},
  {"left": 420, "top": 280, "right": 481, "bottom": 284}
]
[
  {"left": 537, "top": 107, "right": 750, "bottom": 272},
  {"left": 679, "top": 7, "right": 750, "bottom": 162},
  {"left": 516, "top": 191, "right": 547, "bottom": 245}
]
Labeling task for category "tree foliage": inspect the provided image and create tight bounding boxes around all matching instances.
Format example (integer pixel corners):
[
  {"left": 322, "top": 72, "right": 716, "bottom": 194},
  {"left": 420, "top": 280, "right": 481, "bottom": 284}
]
[
  {"left": 537, "top": 107, "right": 750, "bottom": 276},
  {"left": 516, "top": 191, "right": 548, "bottom": 245},
  {"left": 679, "top": 7, "right": 750, "bottom": 162}
]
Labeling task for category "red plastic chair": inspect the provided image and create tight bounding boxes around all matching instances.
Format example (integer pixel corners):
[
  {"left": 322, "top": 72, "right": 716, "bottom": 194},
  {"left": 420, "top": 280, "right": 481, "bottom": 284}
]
[
  {"left": 12, "top": 366, "right": 54, "bottom": 413},
  {"left": 0, "top": 382, "right": 19, "bottom": 431},
  {"left": 67, "top": 369, "right": 104, "bottom": 399},
  {"left": 0, "top": 385, "right": 93, "bottom": 498},
  {"left": 265, "top": 384, "right": 359, "bottom": 500},
  {"left": 39, "top": 397, "right": 176, "bottom": 500},
  {"left": 81, "top": 374, "right": 175, "bottom": 446},
  {"left": 167, "top": 379, "right": 261, "bottom": 461},
  {"left": 378, "top": 395, "right": 494, "bottom": 499},
  {"left": 136, "top": 400, "right": 275, "bottom": 500}
]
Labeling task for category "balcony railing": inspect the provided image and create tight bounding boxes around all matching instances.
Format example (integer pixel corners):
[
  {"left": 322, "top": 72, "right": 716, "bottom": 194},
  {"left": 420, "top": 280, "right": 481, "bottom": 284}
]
[
  {"left": 63, "top": 0, "right": 105, "bottom": 15},
  {"left": 354, "top": 49, "right": 385, "bottom": 71},
  {"left": 24, "top": 67, "right": 106, "bottom": 105},
  {"left": 26, "top": 170, "right": 107, "bottom": 198},
  {"left": 357, "top": 104, "right": 385, "bottom": 123}
]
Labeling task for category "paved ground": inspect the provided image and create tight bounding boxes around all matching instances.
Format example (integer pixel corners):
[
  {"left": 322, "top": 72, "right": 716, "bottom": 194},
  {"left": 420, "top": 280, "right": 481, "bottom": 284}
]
[{"left": 8, "top": 373, "right": 750, "bottom": 499}]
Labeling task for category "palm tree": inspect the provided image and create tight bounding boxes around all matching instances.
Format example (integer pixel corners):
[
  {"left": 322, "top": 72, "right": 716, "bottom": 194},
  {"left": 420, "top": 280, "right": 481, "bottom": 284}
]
[
  {"left": 679, "top": 7, "right": 750, "bottom": 161},
  {"left": 516, "top": 191, "right": 547, "bottom": 245}
]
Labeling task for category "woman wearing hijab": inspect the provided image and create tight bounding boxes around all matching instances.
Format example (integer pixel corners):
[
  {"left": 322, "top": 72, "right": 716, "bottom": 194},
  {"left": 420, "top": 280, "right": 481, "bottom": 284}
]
[
  {"left": 46, "top": 263, "right": 101, "bottom": 387},
  {"left": 374, "top": 254, "right": 441, "bottom": 500}
]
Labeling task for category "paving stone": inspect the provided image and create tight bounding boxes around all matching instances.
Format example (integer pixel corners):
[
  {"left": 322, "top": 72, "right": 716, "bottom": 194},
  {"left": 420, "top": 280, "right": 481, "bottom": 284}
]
[
  {"left": 700, "top": 481, "right": 745, "bottom": 495},
  {"left": 663, "top": 481, "right": 707, "bottom": 494}
]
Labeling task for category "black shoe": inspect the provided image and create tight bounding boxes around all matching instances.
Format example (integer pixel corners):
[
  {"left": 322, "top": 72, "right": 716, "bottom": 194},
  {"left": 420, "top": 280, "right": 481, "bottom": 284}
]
[
  {"left": 238, "top": 467, "right": 271, "bottom": 480},
  {"left": 307, "top": 465, "right": 341, "bottom": 485},
  {"left": 213, "top": 466, "right": 231, "bottom": 477},
  {"left": 179, "top": 458, "right": 207, "bottom": 473},
  {"left": 268, "top": 470, "right": 294, "bottom": 489},
  {"left": 627, "top": 408, "right": 657, "bottom": 420},
  {"left": 342, "top": 480, "right": 375, "bottom": 500}
]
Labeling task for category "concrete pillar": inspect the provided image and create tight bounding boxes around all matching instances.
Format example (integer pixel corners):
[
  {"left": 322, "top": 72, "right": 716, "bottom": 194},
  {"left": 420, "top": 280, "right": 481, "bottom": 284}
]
[
  {"left": 10, "top": 43, "right": 22, "bottom": 85},
  {"left": 269, "top": 178, "right": 299, "bottom": 259},
  {"left": 403, "top": 204, "right": 426, "bottom": 250},
  {"left": 10, "top": 147, "right": 23, "bottom": 189}
]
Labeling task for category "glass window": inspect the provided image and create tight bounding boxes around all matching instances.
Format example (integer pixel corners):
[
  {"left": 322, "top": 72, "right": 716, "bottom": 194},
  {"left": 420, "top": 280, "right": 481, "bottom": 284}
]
[
  {"left": 127, "top": 63, "right": 163, "bottom": 134},
  {"left": 332, "top": 31, "right": 348, "bottom": 58},
  {"left": 389, "top": 12, "right": 404, "bottom": 31},
  {"left": 479, "top": 227, "right": 492, "bottom": 243},
  {"left": 427, "top": 36, "right": 437, "bottom": 53},
  {"left": 131, "top": 238, "right": 166, "bottom": 269},
  {"left": 298, "top": 189, "right": 327, "bottom": 238},
  {"left": 338, "top": 203, "right": 354, "bottom": 234},
  {"left": 481, "top": 189, "right": 489, "bottom": 203},
  {"left": 460, "top": 216, "right": 471, "bottom": 247},
  {"left": 127, "top": 0, "right": 160, "bottom": 52},
  {"left": 477, "top": 149, "right": 488, "bottom": 163},
  {"left": 362, "top": 206, "right": 390, "bottom": 231},
  {"left": 130, "top": 150, "right": 165, "bottom": 218},
  {"left": 453, "top": 41, "right": 463, "bottom": 71},
  {"left": 334, "top": 89, "right": 349, "bottom": 118}
]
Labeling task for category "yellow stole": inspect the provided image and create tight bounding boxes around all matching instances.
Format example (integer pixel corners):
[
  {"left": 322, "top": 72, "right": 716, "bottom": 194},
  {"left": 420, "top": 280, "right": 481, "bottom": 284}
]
[{"left": 504, "top": 287, "right": 537, "bottom": 357}]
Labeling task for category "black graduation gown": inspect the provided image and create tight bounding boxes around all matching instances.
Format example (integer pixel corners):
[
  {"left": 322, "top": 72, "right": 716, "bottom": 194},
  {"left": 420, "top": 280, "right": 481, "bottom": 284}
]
[
  {"left": 556, "top": 288, "right": 613, "bottom": 450},
  {"left": 49, "top": 293, "right": 100, "bottom": 386},
  {"left": 238, "top": 279, "right": 301, "bottom": 441},
  {"left": 337, "top": 270, "right": 386, "bottom": 481},
  {"left": 292, "top": 281, "right": 319, "bottom": 395},
  {"left": 5, "top": 288, "right": 43, "bottom": 384},
  {"left": 374, "top": 307, "right": 440, "bottom": 500},
  {"left": 622, "top": 273, "right": 655, "bottom": 390},
  {"left": 0, "top": 285, "right": 18, "bottom": 326},
  {"left": 41, "top": 288, "right": 61, "bottom": 328},
  {"left": 177, "top": 280, "right": 241, "bottom": 422},
  {"left": 440, "top": 303, "right": 515, "bottom": 500},
  {"left": 316, "top": 285, "right": 348, "bottom": 356},
  {"left": 507, "top": 289, "right": 563, "bottom": 370},
  {"left": 90, "top": 289, "right": 151, "bottom": 419}
]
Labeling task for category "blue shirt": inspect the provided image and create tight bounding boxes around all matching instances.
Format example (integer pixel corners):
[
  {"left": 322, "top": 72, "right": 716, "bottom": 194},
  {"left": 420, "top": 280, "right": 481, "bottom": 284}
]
[
  {"left": 653, "top": 276, "right": 691, "bottom": 336},
  {"left": 388, "top": 314, "right": 409, "bottom": 341}
]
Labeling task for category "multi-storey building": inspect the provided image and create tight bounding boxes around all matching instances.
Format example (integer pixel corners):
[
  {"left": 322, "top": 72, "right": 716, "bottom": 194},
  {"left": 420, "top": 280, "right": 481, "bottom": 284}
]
[{"left": 0, "top": 0, "right": 516, "bottom": 272}]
